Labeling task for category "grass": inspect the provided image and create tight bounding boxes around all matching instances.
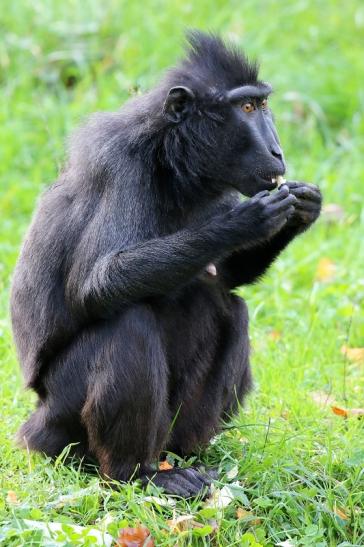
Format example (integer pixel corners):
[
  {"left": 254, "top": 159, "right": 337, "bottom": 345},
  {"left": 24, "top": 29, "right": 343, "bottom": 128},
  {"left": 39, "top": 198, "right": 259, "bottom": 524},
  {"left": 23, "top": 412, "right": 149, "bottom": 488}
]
[{"left": 0, "top": 0, "right": 363, "bottom": 545}]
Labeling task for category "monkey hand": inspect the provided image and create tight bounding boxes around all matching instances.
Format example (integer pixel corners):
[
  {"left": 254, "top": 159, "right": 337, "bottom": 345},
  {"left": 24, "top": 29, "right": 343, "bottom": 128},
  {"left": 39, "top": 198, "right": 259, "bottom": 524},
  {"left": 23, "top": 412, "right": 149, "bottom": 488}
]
[
  {"left": 284, "top": 181, "right": 322, "bottom": 232},
  {"left": 226, "top": 185, "right": 297, "bottom": 246}
]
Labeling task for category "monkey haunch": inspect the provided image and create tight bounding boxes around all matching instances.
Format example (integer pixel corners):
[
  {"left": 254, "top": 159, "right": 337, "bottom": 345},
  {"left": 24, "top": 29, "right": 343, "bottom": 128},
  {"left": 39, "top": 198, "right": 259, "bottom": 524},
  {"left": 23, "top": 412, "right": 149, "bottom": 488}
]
[{"left": 11, "top": 32, "right": 322, "bottom": 497}]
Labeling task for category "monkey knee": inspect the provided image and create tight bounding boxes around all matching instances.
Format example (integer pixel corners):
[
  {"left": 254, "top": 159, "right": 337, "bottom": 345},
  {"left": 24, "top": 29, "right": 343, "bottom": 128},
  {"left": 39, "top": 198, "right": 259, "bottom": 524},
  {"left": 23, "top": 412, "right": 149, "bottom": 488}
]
[
  {"left": 16, "top": 407, "right": 86, "bottom": 457},
  {"left": 17, "top": 410, "right": 72, "bottom": 457}
]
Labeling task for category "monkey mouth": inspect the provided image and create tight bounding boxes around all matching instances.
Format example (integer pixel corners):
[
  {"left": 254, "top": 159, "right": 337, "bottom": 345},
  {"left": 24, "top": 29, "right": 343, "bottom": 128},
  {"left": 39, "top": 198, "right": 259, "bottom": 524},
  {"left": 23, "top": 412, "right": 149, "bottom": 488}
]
[{"left": 254, "top": 174, "right": 278, "bottom": 191}]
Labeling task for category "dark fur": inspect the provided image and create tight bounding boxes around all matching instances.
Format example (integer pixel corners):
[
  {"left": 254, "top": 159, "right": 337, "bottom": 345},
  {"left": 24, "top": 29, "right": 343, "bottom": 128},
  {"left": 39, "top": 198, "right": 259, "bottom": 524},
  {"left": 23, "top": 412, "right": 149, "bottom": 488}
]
[{"left": 11, "top": 31, "right": 321, "bottom": 496}]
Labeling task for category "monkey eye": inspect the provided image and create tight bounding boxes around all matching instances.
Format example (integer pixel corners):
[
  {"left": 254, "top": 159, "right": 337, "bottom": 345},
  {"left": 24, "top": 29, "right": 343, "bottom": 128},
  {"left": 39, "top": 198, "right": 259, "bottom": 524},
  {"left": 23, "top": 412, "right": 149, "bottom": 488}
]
[
  {"left": 242, "top": 102, "right": 255, "bottom": 113},
  {"left": 261, "top": 98, "right": 268, "bottom": 109}
]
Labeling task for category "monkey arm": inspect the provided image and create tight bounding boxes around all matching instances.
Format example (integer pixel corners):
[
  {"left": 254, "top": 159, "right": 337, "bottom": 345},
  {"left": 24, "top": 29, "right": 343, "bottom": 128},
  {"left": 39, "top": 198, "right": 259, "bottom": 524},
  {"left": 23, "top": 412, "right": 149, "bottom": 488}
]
[
  {"left": 223, "top": 182, "right": 322, "bottom": 288},
  {"left": 65, "top": 188, "right": 296, "bottom": 318},
  {"left": 66, "top": 224, "right": 239, "bottom": 318},
  {"left": 222, "top": 226, "right": 297, "bottom": 288}
]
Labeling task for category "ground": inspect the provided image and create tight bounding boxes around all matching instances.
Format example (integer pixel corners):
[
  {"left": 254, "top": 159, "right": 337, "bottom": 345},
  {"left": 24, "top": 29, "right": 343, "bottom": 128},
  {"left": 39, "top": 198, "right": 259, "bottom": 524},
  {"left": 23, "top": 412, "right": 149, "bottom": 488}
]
[{"left": 0, "top": 1, "right": 363, "bottom": 545}]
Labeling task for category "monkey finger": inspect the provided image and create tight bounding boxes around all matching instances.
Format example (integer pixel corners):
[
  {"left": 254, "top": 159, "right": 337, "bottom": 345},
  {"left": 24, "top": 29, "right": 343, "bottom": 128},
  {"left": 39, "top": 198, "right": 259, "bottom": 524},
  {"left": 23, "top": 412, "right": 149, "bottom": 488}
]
[
  {"left": 265, "top": 214, "right": 288, "bottom": 236},
  {"left": 183, "top": 467, "right": 212, "bottom": 487},
  {"left": 251, "top": 190, "right": 271, "bottom": 201},
  {"left": 285, "top": 180, "right": 317, "bottom": 188},
  {"left": 264, "top": 185, "right": 290, "bottom": 204},
  {"left": 266, "top": 194, "right": 297, "bottom": 214},
  {"left": 260, "top": 186, "right": 288, "bottom": 206},
  {"left": 288, "top": 185, "right": 321, "bottom": 200},
  {"left": 294, "top": 201, "right": 322, "bottom": 213},
  {"left": 286, "top": 182, "right": 321, "bottom": 197},
  {"left": 162, "top": 471, "right": 201, "bottom": 496}
]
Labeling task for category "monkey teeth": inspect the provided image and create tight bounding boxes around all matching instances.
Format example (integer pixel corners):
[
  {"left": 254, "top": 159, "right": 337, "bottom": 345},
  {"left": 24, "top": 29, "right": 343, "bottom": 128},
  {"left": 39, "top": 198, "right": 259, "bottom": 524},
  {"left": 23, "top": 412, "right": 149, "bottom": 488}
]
[{"left": 272, "top": 175, "right": 286, "bottom": 187}]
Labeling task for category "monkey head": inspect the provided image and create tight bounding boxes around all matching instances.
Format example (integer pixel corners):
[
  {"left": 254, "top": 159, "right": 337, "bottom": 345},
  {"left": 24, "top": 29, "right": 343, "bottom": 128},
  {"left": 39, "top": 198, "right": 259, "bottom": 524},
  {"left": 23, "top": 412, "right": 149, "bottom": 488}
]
[{"left": 160, "top": 31, "right": 286, "bottom": 198}]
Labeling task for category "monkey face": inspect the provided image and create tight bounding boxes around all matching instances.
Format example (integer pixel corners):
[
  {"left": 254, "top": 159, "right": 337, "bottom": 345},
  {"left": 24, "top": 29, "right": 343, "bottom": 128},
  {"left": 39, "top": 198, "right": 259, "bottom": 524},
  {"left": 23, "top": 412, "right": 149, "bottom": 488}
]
[
  {"left": 163, "top": 83, "right": 286, "bottom": 198},
  {"left": 220, "top": 84, "right": 287, "bottom": 197}
]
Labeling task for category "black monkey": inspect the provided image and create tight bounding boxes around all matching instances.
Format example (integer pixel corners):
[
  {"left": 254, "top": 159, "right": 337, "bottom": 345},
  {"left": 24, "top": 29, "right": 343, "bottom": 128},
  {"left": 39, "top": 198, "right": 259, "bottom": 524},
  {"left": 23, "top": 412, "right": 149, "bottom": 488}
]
[{"left": 11, "top": 32, "right": 321, "bottom": 497}]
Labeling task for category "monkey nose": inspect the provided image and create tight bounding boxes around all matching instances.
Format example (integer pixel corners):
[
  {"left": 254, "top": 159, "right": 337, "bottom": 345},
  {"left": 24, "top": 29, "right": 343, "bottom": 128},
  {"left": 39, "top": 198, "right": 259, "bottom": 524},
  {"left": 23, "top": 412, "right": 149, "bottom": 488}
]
[
  {"left": 270, "top": 146, "right": 286, "bottom": 172},
  {"left": 270, "top": 146, "right": 283, "bottom": 162}
]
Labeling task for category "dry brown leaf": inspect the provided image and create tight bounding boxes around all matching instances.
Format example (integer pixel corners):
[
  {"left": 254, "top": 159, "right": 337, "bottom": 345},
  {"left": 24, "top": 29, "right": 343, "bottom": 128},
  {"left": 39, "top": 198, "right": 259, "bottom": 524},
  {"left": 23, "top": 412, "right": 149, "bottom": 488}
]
[
  {"left": 340, "top": 345, "right": 364, "bottom": 363},
  {"left": 331, "top": 406, "right": 364, "bottom": 418},
  {"left": 332, "top": 406, "right": 349, "bottom": 417},
  {"left": 280, "top": 409, "right": 289, "bottom": 420},
  {"left": 310, "top": 391, "right": 335, "bottom": 407},
  {"left": 322, "top": 203, "right": 345, "bottom": 223},
  {"left": 116, "top": 526, "right": 154, "bottom": 547},
  {"left": 167, "top": 515, "right": 200, "bottom": 533},
  {"left": 334, "top": 507, "right": 349, "bottom": 520},
  {"left": 236, "top": 507, "right": 261, "bottom": 525},
  {"left": 268, "top": 330, "right": 282, "bottom": 341},
  {"left": 315, "top": 258, "right": 336, "bottom": 282},
  {"left": 6, "top": 491, "right": 19, "bottom": 505},
  {"left": 159, "top": 460, "right": 173, "bottom": 471}
]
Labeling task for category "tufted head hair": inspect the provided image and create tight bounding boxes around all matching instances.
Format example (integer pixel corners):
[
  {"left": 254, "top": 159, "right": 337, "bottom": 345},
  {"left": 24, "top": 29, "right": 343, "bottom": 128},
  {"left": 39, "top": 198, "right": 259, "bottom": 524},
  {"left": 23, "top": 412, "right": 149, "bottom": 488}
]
[{"left": 165, "top": 30, "right": 260, "bottom": 95}]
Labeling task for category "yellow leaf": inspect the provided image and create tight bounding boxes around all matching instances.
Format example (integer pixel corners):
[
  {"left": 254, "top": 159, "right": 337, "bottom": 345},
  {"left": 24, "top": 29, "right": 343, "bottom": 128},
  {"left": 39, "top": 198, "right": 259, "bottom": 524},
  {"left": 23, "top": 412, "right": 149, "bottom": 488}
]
[
  {"left": 334, "top": 507, "right": 349, "bottom": 520},
  {"left": 315, "top": 258, "right": 336, "bottom": 282},
  {"left": 268, "top": 330, "right": 282, "bottom": 341},
  {"left": 322, "top": 203, "right": 345, "bottom": 223},
  {"left": 341, "top": 345, "right": 364, "bottom": 363},
  {"left": 332, "top": 406, "right": 348, "bottom": 417},
  {"left": 159, "top": 460, "right": 173, "bottom": 471},
  {"left": 236, "top": 507, "right": 261, "bottom": 525},
  {"left": 167, "top": 515, "right": 197, "bottom": 533},
  {"left": 6, "top": 491, "right": 19, "bottom": 505},
  {"left": 332, "top": 406, "right": 364, "bottom": 418}
]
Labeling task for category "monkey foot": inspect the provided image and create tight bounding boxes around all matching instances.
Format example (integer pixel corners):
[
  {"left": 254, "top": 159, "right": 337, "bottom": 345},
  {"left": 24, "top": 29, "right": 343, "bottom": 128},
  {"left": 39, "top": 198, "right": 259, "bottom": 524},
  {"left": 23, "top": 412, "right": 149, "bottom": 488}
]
[{"left": 140, "top": 467, "right": 213, "bottom": 498}]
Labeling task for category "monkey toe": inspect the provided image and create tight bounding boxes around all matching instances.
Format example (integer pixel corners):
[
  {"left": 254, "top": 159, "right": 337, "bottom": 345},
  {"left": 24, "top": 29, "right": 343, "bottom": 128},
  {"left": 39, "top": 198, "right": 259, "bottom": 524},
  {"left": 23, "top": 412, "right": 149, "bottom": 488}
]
[{"left": 140, "top": 467, "right": 212, "bottom": 498}]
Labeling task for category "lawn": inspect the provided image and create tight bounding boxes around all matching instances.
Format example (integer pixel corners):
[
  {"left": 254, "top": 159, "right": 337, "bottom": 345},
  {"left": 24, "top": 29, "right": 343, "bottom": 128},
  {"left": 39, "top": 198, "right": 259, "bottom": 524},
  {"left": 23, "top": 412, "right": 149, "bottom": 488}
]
[{"left": 0, "top": 0, "right": 363, "bottom": 545}]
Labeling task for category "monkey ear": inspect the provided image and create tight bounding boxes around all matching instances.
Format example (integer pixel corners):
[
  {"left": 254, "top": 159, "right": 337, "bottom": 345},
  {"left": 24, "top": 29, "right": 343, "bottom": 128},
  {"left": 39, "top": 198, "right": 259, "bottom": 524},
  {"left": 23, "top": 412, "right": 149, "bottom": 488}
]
[{"left": 163, "top": 86, "right": 195, "bottom": 123}]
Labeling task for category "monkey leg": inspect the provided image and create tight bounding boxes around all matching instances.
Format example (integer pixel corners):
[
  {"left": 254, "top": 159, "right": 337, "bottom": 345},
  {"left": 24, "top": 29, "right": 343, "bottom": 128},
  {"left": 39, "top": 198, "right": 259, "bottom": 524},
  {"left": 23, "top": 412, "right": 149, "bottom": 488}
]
[
  {"left": 17, "top": 404, "right": 88, "bottom": 459},
  {"left": 17, "top": 330, "right": 93, "bottom": 458},
  {"left": 167, "top": 296, "right": 251, "bottom": 456},
  {"left": 81, "top": 305, "right": 210, "bottom": 496},
  {"left": 81, "top": 305, "right": 169, "bottom": 480}
]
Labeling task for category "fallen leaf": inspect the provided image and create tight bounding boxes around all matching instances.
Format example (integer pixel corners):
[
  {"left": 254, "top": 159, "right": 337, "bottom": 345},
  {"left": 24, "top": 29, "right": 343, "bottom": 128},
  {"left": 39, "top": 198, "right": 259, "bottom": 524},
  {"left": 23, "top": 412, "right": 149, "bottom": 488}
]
[
  {"left": 144, "top": 495, "right": 176, "bottom": 507},
  {"left": 322, "top": 203, "right": 345, "bottom": 223},
  {"left": 332, "top": 406, "right": 364, "bottom": 418},
  {"left": 205, "top": 485, "right": 235, "bottom": 509},
  {"left": 341, "top": 345, "right": 364, "bottom": 363},
  {"left": 334, "top": 507, "right": 349, "bottom": 520},
  {"left": 239, "top": 436, "right": 249, "bottom": 444},
  {"left": 236, "top": 507, "right": 261, "bottom": 525},
  {"left": 315, "top": 258, "right": 336, "bottom": 282},
  {"left": 226, "top": 465, "right": 239, "bottom": 479},
  {"left": 116, "top": 526, "right": 154, "bottom": 547},
  {"left": 6, "top": 491, "right": 19, "bottom": 505},
  {"left": 268, "top": 330, "right": 281, "bottom": 341},
  {"left": 167, "top": 514, "right": 199, "bottom": 533},
  {"left": 332, "top": 405, "right": 348, "bottom": 417},
  {"left": 310, "top": 391, "right": 336, "bottom": 407},
  {"left": 280, "top": 409, "right": 289, "bottom": 419},
  {"left": 205, "top": 483, "right": 242, "bottom": 509},
  {"left": 159, "top": 460, "right": 173, "bottom": 471}
]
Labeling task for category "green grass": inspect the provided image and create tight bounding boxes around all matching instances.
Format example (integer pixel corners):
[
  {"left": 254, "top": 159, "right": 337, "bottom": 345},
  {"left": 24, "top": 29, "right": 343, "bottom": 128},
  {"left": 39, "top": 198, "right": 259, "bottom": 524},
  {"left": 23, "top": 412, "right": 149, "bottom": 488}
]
[{"left": 1, "top": 1, "right": 363, "bottom": 545}]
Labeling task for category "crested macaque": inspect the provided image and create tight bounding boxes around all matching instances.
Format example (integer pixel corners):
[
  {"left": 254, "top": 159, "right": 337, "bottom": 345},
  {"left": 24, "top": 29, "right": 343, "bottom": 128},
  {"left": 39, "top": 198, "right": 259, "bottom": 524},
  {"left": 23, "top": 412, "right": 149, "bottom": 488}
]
[{"left": 11, "top": 31, "right": 322, "bottom": 497}]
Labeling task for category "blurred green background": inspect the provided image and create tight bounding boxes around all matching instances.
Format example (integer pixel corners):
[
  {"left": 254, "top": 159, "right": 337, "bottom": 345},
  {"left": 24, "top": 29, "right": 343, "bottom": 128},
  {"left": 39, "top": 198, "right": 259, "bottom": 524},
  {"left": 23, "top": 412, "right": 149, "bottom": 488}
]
[{"left": 0, "top": 1, "right": 363, "bottom": 545}]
